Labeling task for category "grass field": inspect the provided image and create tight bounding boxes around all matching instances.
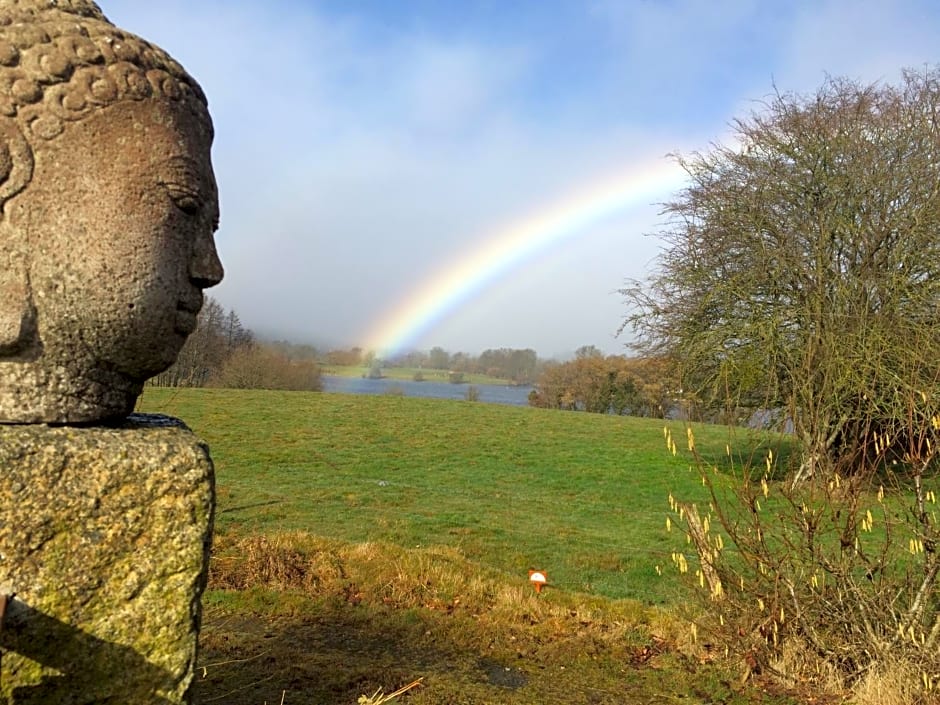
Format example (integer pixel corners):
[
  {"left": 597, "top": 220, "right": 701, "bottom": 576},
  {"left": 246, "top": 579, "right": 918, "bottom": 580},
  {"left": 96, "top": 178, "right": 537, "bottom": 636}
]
[
  {"left": 140, "top": 387, "right": 732, "bottom": 603},
  {"left": 137, "top": 388, "right": 799, "bottom": 704}
]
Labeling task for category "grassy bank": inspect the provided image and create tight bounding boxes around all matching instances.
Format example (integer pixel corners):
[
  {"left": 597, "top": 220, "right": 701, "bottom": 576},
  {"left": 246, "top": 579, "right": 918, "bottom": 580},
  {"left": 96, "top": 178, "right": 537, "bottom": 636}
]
[
  {"left": 139, "top": 387, "right": 736, "bottom": 603},
  {"left": 137, "top": 388, "right": 797, "bottom": 704}
]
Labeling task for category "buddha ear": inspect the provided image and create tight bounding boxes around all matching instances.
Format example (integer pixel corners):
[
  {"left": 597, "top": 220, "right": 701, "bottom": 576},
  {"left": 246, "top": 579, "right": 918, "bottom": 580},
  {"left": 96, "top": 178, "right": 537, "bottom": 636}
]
[
  {"left": 0, "top": 242, "right": 36, "bottom": 356},
  {"left": 0, "top": 119, "right": 32, "bottom": 206},
  {"left": 0, "top": 120, "right": 35, "bottom": 357}
]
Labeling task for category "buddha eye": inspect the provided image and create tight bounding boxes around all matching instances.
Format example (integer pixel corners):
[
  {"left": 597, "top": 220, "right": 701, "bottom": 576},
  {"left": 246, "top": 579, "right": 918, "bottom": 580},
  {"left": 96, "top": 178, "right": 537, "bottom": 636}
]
[
  {"left": 173, "top": 195, "right": 202, "bottom": 216},
  {"left": 161, "top": 181, "right": 204, "bottom": 216}
]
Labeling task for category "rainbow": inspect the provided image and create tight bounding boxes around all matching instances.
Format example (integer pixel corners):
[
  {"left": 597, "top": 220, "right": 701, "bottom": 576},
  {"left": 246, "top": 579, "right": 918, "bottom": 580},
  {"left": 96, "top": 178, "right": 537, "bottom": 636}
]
[{"left": 363, "top": 156, "right": 687, "bottom": 357}]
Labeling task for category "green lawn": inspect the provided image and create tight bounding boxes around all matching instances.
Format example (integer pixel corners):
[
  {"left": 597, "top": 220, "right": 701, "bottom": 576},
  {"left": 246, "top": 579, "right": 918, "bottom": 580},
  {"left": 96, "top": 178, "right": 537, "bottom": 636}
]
[
  {"left": 136, "top": 388, "right": 802, "bottom": 704},
  {"left": 138, "top": 387, "right": 747, "bottom": 604}
]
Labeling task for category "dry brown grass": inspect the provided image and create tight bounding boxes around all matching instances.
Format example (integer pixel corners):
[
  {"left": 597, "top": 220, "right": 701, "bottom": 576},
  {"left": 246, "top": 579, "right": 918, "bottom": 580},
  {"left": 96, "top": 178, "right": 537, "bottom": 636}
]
[
  {"left": 210, "top": 533, "right": 328, "bottom": 592},
  {"left": 209, "top": 531, "right": 664, "bottom": 644},
  {"left": 849, "top": 659, "right": 940, "bottom": 705},
  {"left": 201, "top": 532, "right": 728, "bottom": 705},
  {"left": 201, "top": 531, "right": 737, "bottom": 704}
]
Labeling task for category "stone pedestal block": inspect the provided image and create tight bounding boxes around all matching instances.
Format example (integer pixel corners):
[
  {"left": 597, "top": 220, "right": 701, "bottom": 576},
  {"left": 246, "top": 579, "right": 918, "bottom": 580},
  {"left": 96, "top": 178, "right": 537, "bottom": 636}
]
[{"left": 0, "top": 414, "right": 214, "bottom": 704}]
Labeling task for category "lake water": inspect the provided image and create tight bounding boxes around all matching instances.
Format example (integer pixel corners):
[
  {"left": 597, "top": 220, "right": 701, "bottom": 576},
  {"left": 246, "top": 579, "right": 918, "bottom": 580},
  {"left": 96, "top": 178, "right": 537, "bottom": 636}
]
[{"left": 321, "top": 375, "right": 533, "bottom": 406}]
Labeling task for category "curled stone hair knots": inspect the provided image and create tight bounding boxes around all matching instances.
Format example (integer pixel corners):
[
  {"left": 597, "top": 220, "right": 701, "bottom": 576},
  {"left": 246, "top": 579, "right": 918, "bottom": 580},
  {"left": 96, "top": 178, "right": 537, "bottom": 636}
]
[
  {"left": 0, "top": 0, "right": 207, "bottom": 144},
  {"left": 0, "top": 0, "right": 210, "bottom": 354}
]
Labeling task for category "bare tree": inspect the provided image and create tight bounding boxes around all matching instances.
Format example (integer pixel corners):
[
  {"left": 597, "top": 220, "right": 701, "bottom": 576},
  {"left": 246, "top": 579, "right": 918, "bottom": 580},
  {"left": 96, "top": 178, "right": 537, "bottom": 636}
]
[
  {"left": 623, "top": 69, "right": 940, "bottom": 479},
  {"left": 150, "top": 297, "right": 252, "bottom": 387}
]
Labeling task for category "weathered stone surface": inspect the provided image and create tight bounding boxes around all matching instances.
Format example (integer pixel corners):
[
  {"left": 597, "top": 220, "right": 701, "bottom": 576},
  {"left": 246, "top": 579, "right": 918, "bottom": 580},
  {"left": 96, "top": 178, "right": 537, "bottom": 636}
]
[
  {"left": 0, "top": 414, "right": 214, "bottom": 704},
  {"left": 0, "top": 0, "right": 223, "bottom": 423}
]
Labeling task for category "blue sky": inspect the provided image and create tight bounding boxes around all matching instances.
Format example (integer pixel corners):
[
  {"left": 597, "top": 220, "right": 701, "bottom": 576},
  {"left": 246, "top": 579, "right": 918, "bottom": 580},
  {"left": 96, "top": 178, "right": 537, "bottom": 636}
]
[{"left": 103, "top": 0, "right": 940, "bottom": 357}]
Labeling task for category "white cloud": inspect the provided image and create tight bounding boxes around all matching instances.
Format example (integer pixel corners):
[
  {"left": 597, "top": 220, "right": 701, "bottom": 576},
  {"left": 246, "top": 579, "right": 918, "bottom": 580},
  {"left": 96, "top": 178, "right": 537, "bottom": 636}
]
[{"left": 95, "top": 0, "right": 940, "bottom": 355}]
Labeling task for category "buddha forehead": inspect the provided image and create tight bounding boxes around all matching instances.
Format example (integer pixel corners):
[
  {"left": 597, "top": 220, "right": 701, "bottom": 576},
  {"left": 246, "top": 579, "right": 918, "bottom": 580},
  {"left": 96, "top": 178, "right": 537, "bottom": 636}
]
[{"left": 0, "top": 0, "right": 210, "bottom": 144}]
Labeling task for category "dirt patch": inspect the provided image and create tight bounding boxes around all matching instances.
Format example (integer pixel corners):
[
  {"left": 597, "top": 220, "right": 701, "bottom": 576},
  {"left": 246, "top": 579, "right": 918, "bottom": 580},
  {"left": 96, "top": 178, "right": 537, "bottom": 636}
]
[
  {"left": 195, "top": 596, "right": 804, "bottom": 705},
  {"left": 195, "top": 533, "right": 805, "bottom": 704},
  {"left": 479, "top": 659, "right": 528, "bottom": 689}
]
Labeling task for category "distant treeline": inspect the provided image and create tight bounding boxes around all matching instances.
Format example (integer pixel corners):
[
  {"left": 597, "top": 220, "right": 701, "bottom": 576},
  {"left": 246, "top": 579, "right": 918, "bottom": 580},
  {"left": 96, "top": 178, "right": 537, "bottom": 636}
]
[
  {"left": 153, "top": 310, "right": 670, "bottom": 417},
  {"left": 526, "top": 346, "right": 674, "bottom": 418},
  {"left": 331, "top": 343, "right": 674, "bottom": 418},
  {"left": 383, "top": 346, "right": 539, "bottom": 384},
  {"left": 150, "top": 297, "right": 322, "bottom": 391}
]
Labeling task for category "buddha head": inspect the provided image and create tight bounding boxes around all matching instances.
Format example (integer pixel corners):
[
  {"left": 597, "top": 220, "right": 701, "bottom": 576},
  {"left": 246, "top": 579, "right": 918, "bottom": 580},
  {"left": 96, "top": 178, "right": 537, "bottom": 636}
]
[{"left": 0, "top": 0, "right": 223, "bottom": 423}]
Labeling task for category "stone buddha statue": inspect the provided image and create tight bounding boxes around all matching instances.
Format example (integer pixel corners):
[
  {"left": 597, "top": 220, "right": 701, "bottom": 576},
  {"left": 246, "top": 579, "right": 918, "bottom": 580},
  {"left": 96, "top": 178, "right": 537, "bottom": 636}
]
[{"left": 0, "top": 0, "right": 223, "bottom": 423}]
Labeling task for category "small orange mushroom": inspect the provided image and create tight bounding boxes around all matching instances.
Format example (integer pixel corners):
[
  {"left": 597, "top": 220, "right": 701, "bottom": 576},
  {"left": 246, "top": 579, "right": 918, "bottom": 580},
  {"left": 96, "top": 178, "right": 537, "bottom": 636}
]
[{"left": 528, "top": 570, "right": 547, "bottom": 593}]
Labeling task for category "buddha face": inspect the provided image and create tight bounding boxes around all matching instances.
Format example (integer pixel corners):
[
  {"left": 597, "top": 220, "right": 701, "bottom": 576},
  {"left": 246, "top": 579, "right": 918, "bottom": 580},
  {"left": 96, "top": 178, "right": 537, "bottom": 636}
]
[
  {"left": 0, "top": 96, "right": 223, "bottom": 421},
  {"left": 11, "top": 97, "right": 223, "bottom": 380}
]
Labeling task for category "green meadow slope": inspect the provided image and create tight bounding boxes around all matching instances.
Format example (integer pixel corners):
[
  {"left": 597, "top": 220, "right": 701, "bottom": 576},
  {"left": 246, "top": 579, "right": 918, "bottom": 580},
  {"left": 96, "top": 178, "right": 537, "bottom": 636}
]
[
  {"left": 140, "top": 387, "right": 723, "bottom": 603},
  {"left": 138, "top": 388, "right": 798, "bottom": 704}
]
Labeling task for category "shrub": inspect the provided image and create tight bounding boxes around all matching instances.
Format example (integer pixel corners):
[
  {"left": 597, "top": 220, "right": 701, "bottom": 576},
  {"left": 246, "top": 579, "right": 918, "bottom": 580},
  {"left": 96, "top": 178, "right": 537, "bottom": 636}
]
[
  {"left": 666, "top": 418, "right": 940, "bottom": 702},
  {"left": 210, "top": 344, "right": 322, "bottom": 391}
]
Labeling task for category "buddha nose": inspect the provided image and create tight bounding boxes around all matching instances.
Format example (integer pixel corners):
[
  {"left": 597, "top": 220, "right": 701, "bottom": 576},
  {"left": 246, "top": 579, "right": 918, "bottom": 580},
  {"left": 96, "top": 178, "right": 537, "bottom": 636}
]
[{"left": 190, "top": 233, "right": 224, "bottom": 288}]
